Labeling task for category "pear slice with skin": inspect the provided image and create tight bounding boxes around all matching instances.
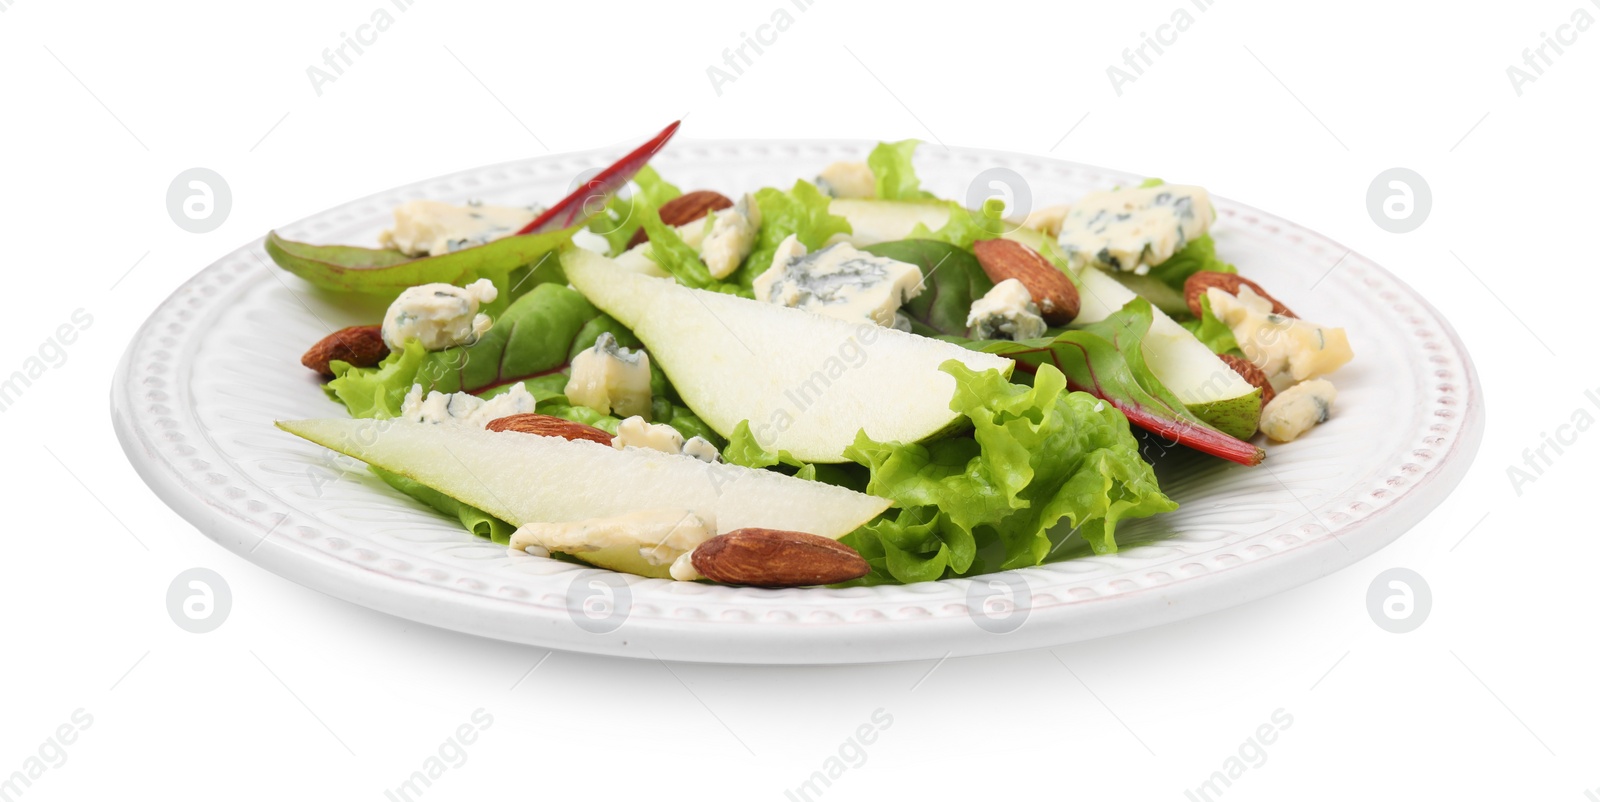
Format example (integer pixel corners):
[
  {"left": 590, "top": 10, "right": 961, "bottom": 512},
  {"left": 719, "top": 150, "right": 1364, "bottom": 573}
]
[
  {"left": 561, "top": 247, "right": 1013, "bottom": 463},
  {"left": 277, "top": 419, "right": 891, "bottom": 544}
]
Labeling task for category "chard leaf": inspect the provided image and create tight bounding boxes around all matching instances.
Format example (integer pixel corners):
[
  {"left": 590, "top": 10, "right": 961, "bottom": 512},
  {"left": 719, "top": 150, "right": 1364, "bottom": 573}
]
[
  {"left": 265, "top": 226, "right": 577, "bottom": 301},
  {"left": 861, "top": 240, "right": 993, "bottom": 338},
  {"left": 973, "top": 298, "right": 1263, "bottom": 466}
]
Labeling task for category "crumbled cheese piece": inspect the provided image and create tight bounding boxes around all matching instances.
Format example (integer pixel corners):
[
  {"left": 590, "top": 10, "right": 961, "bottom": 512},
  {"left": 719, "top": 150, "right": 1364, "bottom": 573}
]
[
  {"left": 815, "top": 161, "right": 876, "bottom": 199},
  {"left": 680, "top": 436, "right": 721, "bottom": 464},
  {"left": 669, "top": 552, "right": 703, "bottom": 582},
  {"left": 399, "top": 383, "right": 535, "bottom": 428},
  {"left": 381, "top": 279, "right": 498, "bottom": 351},
  {"left": 699, "top": 194, "right": 762, "bottom": 279},
  {"left": 752, "top": 235, "right": 925, "bottom": 327},
  {"left": 571, "top": 228, "right": 611, "bottom": 254},
  {"left": 1057, "top": 184, "right": 1214, "bottom": 274},
  {"left": 1018, "top": 203, "right": 1073, "bottom": 238},
  {"left": 510, "top": 508, "right": 715, "bottom": 570},
  {"left": 612, "top": 416, "right": 722, "bottom": 464},
  {"left": 1259, "top": 379, "right": 1337, "bottom": 442},
  {"left": 967, "top": 279, "right": 1048, "bottom": 341},
  {"left": 379, "top": 200, "right": 543, "bottom": 257},
  {"left": 565, "top": 333, "right": 653, "bottom": 419},
  {"left": 613, "top": 416, "right": 686, "bottom": 454},
  {"left": 1208, "top": 286, "right": 1353, "bottom": 390}
]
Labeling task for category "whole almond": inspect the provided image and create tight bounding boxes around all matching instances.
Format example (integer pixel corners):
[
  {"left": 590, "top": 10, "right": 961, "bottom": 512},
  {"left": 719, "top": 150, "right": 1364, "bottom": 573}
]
[
  {"left": 301, "top": 325, "right": 388, "bottom": 379},
  {"left": 691, "top": 528, "right": 870, "bottom": 588},
  {"left": 626, "top": 190, "right": 734, "bottom": 249},
  {"left": 1218, "top": 353, "right": 1275, "bottom": 407},
  {"left": 486, "top": 413, "right": 614, "bottom": 446},
  {"left": 972, "top": 239, "right": 1081, "bottom": 325},
  {"left": 1184, "top": 271, "right": 1297, "bottom": 319}
]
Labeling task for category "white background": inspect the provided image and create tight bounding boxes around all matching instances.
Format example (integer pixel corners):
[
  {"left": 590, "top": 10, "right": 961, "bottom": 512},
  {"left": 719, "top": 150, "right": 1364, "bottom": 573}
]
[{"left": 2, "top": 0, "right": 1597, "bottom": 799}]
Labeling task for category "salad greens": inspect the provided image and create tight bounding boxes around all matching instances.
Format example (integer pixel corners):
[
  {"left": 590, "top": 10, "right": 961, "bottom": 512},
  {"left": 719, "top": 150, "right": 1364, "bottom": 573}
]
[
  {"left": 861, "top": 240, "right": 994, "bottom": 338},
  {"left": 841, "top": 361, "right": 1175, "bottom": 584},
  {"left": 868, "top": 139, "right": 937, "bottom": 201},
  {"left": 586, "top": 165, "right": 682, "bottom": 255},
  {"left": 265, "top": 227, "right": 577, "bottom": 304}
]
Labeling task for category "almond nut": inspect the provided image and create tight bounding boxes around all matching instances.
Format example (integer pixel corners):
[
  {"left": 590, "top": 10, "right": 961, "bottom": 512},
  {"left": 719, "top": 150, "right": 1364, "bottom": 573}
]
[
  {"left": 1184, "top": 271, "right": 1297, "bottom": 319},
  {"left": 626, "top": 190, "right": 734, "bottom": 249},
  {"left": 301, "top": 325, "right": 388, "bottom": 379},
  {"left": 486, "top": 413, "right": 614, "bottom": 446},
  {"left": 690, "top": 528, "right": 870, "bottom": 587},
  {"left": 1218, "top": 353, "right": 1275, "bottom": 407},
  {"left": 972, "top": 239, "right": 1081, "bottom": 324}
]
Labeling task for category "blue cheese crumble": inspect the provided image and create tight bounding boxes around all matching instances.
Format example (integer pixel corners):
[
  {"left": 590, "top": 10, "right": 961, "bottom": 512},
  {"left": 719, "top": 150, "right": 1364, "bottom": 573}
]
[
  {"left": 1057, "top": 184, "right": 1214, "bottom": 274},
  {"left": 564, "top": 333, "right": 653, "bottom": 419},
  {"left": 751, "top": 235, "right": 925, "bottom": 327},
  {"left": 699, "top": 194, "right": 761, "bottom": 279},
  {"left": 1259, "top": 379, "right": 1336, "bottom": 443},
  {"left": 399, "top": 382, "right": 535, "bottom": 429},
  {"left": 612, "top": 416, "right": 721, "bottom": 464},
  {"left": 381, "top": 279, "right": 497, "bottom": 351},
  {"left": 379, "top": 199, "right": 545, "bottom": 257},
  {"left": 967, "top": 278, "right": 1048, "bottom": 341}
]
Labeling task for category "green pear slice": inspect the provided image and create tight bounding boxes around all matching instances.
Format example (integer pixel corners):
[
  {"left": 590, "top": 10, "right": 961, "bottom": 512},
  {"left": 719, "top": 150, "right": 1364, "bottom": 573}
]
[
  {"left": 1074, "top": 266, "right": 1261, "bottom": 437},
  {"left": 828, "top": 199, "right": 951, "bottom": 246},
  {"left": 561, "top": 247, "right": 1013, "bottom": 463},
  {"left": 277, "top": 419, "right": 891, "bottom": 544}
]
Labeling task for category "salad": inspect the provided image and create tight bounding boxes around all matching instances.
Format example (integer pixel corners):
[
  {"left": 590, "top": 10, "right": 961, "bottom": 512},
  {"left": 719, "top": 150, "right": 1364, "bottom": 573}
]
[{"left": 271, "top": 123, "right": 1354, "bottom": 588}]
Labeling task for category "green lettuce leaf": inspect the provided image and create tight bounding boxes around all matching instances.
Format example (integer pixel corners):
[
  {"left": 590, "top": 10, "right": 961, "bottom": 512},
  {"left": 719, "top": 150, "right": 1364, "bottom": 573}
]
[
  {"left": 372, "top": 467, "right": 517, "bottom": 544},
  {"left": 861, "top": 240, "right": 993, "bottom": 337},
  {"left": 264, "top": 227, "right": 577, "bottom": 303},
  {"left": 1179, "top": 293, "right": 1241, "bottom": 355},
  {"left": 841, "top": 360, "right": 1176, "bottom": 584},
  {"left": 1147, "top": 233, "right": 1237, "bottom": 291},
  {"left": 868, "top": 139, "right": 936, "bottom": 201},
  {"left": 738, "top": 180, "right": 854, "bottom": 289},
  {"left": 907, "top": 198, "right": 1007, "bottom": 250},
  {"left": 586, "top": 166, "right": 681, "bottom": 256},
  {"left": 639, "top": 209, "right": 746, "bottom": 295}
]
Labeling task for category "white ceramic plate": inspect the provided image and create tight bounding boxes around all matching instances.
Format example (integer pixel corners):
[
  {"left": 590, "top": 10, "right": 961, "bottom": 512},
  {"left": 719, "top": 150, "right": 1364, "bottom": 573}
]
[{"left": 112, "top": 140, "right": 1483, "bottom": 664}]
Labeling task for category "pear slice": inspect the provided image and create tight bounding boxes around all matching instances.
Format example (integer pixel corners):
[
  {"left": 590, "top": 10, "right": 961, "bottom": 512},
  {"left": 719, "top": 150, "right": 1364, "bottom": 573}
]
[
  {"left": 561, "top": 247, "right": 1013, "bottom": 463},
  {"left": 1073, "top": 266, "right": 1262, "bottom": 437},
  {"left": 828, "top": 199, "right": 951, "bottom": 246},
  {"left": 277, "top": 419, "right": 891, "bottom": 545}
]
